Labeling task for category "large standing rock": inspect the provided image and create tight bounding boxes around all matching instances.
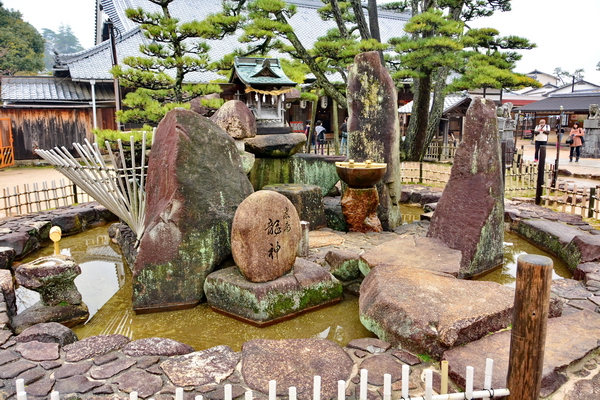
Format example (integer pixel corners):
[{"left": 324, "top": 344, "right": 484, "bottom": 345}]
[
  {"left": 359, "top": 266, "right": 514, "bottom": 359},
  {"left": 210, "top": 100, "right": 257, "bottom": 139},
  {"left": 231, "top": 190, "right": 301, "bottom": 282},
  {"left": 427, "top": 97, "right": 504, "bottom": 277},
  {"left": 347, "top": 51, "right": 402, "bottom": 230},
  {"left": 133, "top": 109, "right": 254, "bottom": 312}
]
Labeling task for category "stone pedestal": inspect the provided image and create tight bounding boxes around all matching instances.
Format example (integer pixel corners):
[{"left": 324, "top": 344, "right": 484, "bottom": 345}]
[
  {"left": 263, "top": 184, "right": 327, "bottom": 230},
  {"left": 204, "top": 259, "right": 342, "bottom": 326},
  {"left": 581, "top": 119, "right": 600, "bottom": 158},
  {"left": 341, "top": 187, "right": 382, "bottom": 233}
]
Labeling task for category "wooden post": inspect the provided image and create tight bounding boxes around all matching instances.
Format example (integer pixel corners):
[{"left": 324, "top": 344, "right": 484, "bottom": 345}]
[
  {"left": 506, "top": 254, "right": 553, "bottom": 400},
  {"left": 535, "top": 146, "right": 546, "bottom": 205},
  {"left": 589, "top": 187, "right": 596, "bottom": 219}
]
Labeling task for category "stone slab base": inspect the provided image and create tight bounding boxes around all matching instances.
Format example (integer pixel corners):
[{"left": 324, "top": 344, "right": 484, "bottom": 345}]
[{"left": 205, "top": 258, "right": 342, "bottom": 325}]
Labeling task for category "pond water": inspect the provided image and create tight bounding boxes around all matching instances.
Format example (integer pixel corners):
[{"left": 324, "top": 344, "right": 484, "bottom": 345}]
[{"left": 15, "top": 208, "right": 572, "bottom": 351}]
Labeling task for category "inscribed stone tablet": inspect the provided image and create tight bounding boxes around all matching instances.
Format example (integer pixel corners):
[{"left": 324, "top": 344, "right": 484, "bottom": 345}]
[{"left": 232, "top": 191, "right": 301, "bottom": 282}]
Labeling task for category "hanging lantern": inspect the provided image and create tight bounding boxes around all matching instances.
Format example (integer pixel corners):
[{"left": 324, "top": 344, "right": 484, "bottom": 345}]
[
  {"left": 281, "top": 94, "right": 285, "bottom": 101},
  {"left": 271, "top": 95, "right": 275, "bottom": 104},
  {"left": 255, "top": 93, "right": 258, "bottom": 102},
  {"left": 320, "top": 96, "right": 328, "bottom": 109},
  {"left": 263, "top": 94, "right": 266, "bottom": 102},
  {"left": 300, "top": 100, "right": 307, "bottom": 109}
]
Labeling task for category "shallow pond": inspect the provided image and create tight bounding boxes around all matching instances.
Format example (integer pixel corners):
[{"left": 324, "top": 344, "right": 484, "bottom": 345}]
[{"left": 16, "top": 211, "right": 571, "bottom": 351}]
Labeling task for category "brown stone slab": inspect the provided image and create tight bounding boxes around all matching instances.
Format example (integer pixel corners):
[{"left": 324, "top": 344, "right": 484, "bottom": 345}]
[
  {"left": 443, "top": 311, "right": 600, "bottom": 397},
  {"left": 358, "top": 236, "right": 461, "bottom": 277}
]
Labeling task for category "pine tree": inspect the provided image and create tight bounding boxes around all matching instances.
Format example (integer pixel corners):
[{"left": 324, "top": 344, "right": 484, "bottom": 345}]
[
  {"left": 111, "top": 0, "right": 222, "bottom": 125},
  {"left": 42, "top": 24, "right": 84, "bottom": 71},
  {"left": 391, "top": 0, "right": 539, "bottom": 161}
]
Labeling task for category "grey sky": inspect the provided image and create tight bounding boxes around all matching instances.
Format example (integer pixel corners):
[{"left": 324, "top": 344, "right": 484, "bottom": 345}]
[{"left": 3, "top": 0, "right": 599, "bottom": 84}]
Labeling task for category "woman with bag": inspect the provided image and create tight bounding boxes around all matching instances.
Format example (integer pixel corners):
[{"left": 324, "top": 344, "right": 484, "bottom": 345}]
[{"left": 568, "top": 122, "right": 585, "bottom": 162}]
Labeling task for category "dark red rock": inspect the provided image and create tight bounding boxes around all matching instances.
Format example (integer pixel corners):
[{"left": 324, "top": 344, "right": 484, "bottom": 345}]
[
  {"left": 92, "top": 352, "right": 119, "bottom": 366},
  {"left": 391, "top": 350, "right": 421, "bottom": 366},
  {"left": 242, "top": 338, "right": 353, "bottom": 399},
  {"left": 0, "top": 360, "right": 36, "bottom": 379},
  {"left": 243, "top": 133, "right": 306, "bottom": 157},
  {"left": 123, "top": 337, "right": 194, "bottom": 357},
  {"left": 347, "top": 338, "right": 391, "bottom": 353},
  {"left": 347, "top": 51, "right": 402, "bottom": 230},
  {"left": 341, "top": 187, "right": 382, "bottom": 233},
  {"left": 204, "top": 384, "right": 247, "bottom": 400},
  {"left": 574, "top": 262, "right": 600, "bottom": 281},
  {"left": 325, "top": 249, "right": 362, "bottom": 281},
  {"left": 133, "top": 109, "right": 254, "bottom": 312},
  {"left": 136, "top": 356, "right": 160, "bottom": 369},
  {"left": 0, "top": 232, "right": 38, "bottom": 260}
]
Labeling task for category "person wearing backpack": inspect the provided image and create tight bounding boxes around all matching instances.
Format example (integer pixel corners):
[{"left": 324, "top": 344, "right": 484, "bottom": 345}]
[
  {"left": 533, "top": 119, "right": 550, "bottom": 162},
  {"left": 315, "top": 120, "right": 326, "bottom": 154}
]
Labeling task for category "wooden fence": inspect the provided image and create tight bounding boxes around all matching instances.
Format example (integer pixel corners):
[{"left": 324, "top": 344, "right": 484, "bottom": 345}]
[{"left": 1, "top": 179, "right": 93, "bottom": 218}]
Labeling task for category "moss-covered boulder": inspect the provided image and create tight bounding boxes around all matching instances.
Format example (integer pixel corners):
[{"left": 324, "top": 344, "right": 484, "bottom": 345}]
[{"left": 132, "top": 109, "right": 254, "bottom": 313}]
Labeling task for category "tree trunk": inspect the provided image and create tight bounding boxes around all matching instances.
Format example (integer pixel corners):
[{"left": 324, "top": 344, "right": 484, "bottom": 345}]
[
  {"left": 408, "top": 73, "right": 432, "bottom": 161},
  {"left": 349, "top": 0, "right": 371, "bottom": 40},
  {"left": 420, "top": 66, "right": 450, "bottom": 160},
  {"left": 330, "top": 0, "right": 350, "bottom": 39},
  {"left": 367, "top": 0, "right": 381, "bottom": 42}
]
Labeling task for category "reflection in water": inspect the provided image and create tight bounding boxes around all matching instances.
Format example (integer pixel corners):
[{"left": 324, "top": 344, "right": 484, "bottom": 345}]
[{"left": 15, "top": 221, "right": 571, "bottom": 352}]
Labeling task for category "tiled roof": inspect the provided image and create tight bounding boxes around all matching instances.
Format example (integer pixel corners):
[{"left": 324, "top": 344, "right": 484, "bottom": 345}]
[
  {"left": 1, "top": 76, "right": 114, "bottom": 102},
  {"left": 519, "top": 92, "right": 600, "bottom": 113},
  {"left": 398, "top": 94, "right": 471, "bottom": 114},
  {"left": 232, "top": 58, "right": 296, "bottom": 87},
  {"left": 63, "top": 0, "right": 409, "bottom": 82}
]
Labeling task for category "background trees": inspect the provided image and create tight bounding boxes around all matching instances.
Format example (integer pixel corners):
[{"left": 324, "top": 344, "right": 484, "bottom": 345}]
[
  {"left": 41, "top": 25, "right": 84, "bottom": 71},
  {"left": 112, "top": 0, "right": 222, "bottom": 125},
  {"left": 0, "top": 1, "right": 44, "bottom": 75}
]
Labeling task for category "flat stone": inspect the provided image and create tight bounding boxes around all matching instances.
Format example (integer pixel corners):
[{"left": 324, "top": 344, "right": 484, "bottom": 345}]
[
  {"left": 160, "top": 345, "right": 240, "bottom": 387},
  {"left": 0, "top": 360, "right": 36, "bottom": 379},
  {"left": 90, "top": 358, "right": 136, "bottom": 379},
  {"left": 0, "top": 331, "right": 12, "bottom": 347},
  {"left": 16, "top": 367, "right": 45, "bottom": 385},
  {"left": 244, "top": 133, "right": 306, "bottom": 157},
  {"left": 114, "top": 369, "right": 163, "bottom": 398},
  {"left": 15, "top": 322, "right": 78, "bottom": 346},
  {"left": 53, "top": 361, "right": 92, "bottom": 379},
  {"left": 358, "top": 236, "right": 461, "bottom": 277},
  {"left": 123, "top": 337, "right": 194, "bottom": 357},
  {"left": 346, "top": 338, "right": 391, "bottom": 353},
  {"left": 391, "top": 350, "right": 421, "bottom": 366},
  {"left": 24, "top": 377, "right": 55, "bottom": 397},
  {"left": 360, "top": 266, "right": 514, "bottom": 359},
  {"left": 568, "top": 299, "right": 598, "bottom": 312},
  {"left": 93, "top": 352, "right": 119, "bottom": 366},
  {"left": 93, "top": 384, "right": 115, "bottom": 395},
  {"left": 203, "top": 384, "right": 247, "bottom": 400},
  {"left": 308, "top": 231, "right": 345, "bottom": 248},
  {"left": 0, "top": 350, "right": 18, "bottom": 365},
  {"left": 232, "top": 190, "right": 301, "bottom": 282},
  {"left": 242, "top": 338, "right": 353, "bottom": 399},
  {"left": 443, "top": 311, "right": 600, "bottom": 397},
  {"left": 552, "top": 279, "right": 593, "bottom": 300},
  {"left": 40, "top": 360, "right": 61, "bottom": 370},
  {"left": 16, "top": 341, "right": 59, "bottom": 361},
  {"left": 136, "top": 356, "right": 161, "bottom": 369},
  {"left": 11, "top": 302, "right": 89, "bottom": 334},
  {"left": 359, "top": 355, "right": 403, "bottom": 385},
  {"left": 205, "top": 258, "right": 342, "bottom": 324},
  {"left": 574, "top": 262, "right": 600, "bottom": 280},
  {"left": 54, "top": 375, "right": 103, "bottom": 395},
  {"left": 63, "top": 334, "right": 129, "bottom": 362}
]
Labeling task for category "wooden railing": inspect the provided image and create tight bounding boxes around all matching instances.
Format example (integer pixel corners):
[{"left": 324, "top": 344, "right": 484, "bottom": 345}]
[{"left": 1, "top": 179, "right": 93, "bottom": 218}]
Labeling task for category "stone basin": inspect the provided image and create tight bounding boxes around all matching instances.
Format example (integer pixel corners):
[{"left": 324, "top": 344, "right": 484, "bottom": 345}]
[{"left": 335, "top": 160, "right": 387, "bottom": 188}]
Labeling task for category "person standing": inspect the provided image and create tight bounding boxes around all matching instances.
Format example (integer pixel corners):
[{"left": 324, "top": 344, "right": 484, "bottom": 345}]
[
  {"left": 314, "top": 120, "right": 326, "bottom": 154},
  {"left": 534, "top": 119, "right": 550, "bottom": 162},
  {"left": 340, "top": 117, "right": 348, "bottom": 155},
  {"left": 569, "top": 122, "right": 585, "bottom": 162}
]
